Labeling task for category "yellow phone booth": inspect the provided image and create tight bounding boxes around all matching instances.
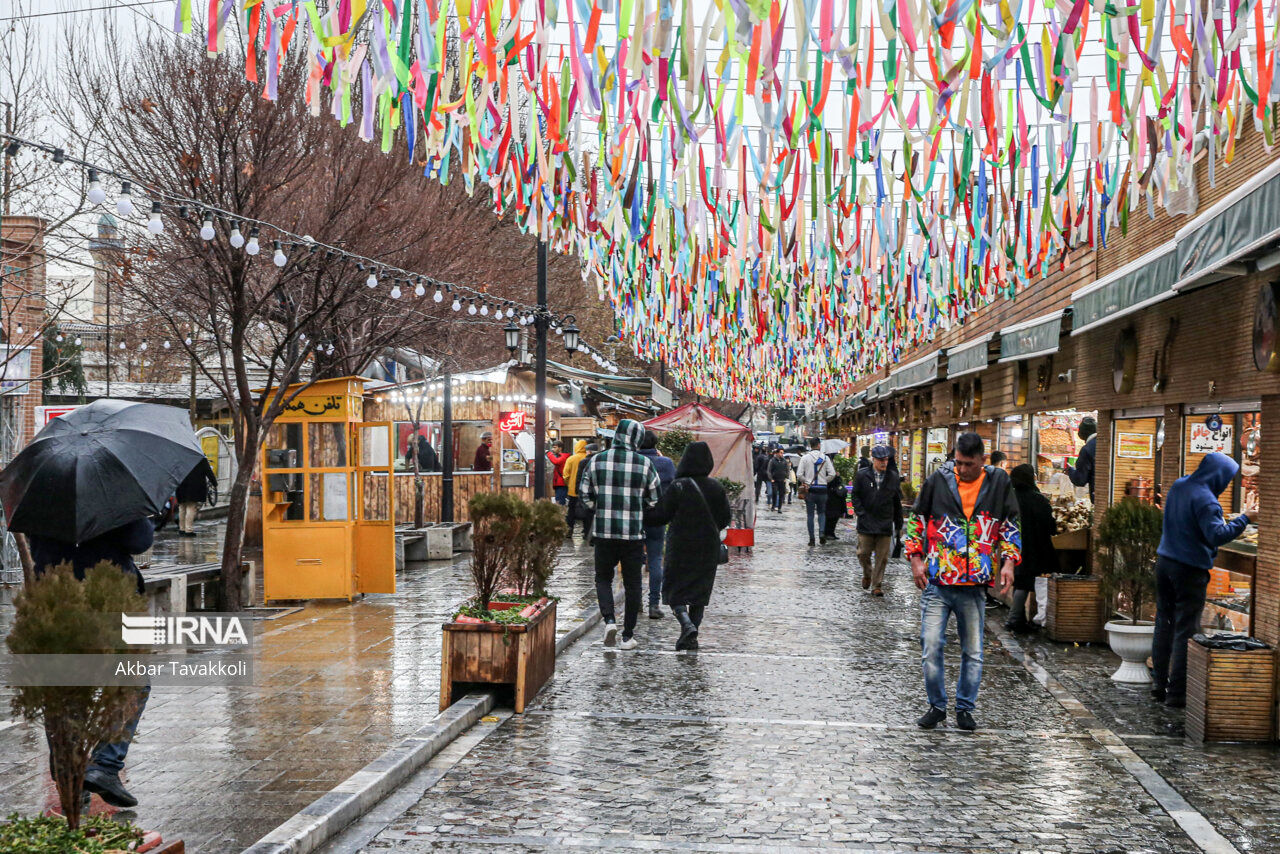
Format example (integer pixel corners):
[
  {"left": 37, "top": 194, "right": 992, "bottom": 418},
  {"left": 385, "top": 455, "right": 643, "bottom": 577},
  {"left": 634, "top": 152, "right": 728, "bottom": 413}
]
[{"left": 260, "top": 377, "right": 396, "bottom": 601}]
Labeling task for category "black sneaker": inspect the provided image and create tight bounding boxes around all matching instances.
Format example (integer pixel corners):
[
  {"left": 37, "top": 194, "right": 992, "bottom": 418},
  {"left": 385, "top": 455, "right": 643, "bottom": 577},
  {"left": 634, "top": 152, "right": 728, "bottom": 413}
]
[
  {"left": 956, "top": 710, "right": 977, "bottom": 731},
  {"left": 1151, "top": 687, "right": 1167, "bottom": 703},
  {"left": 808, "top": 536, "right": 815, "bottom": 546},
  {"left": 916, "top": 706, "right": 946, "bottom": 729},
  {"left": 83, "top": 767, "right": 138, "bottom": 808},
  {"left": 1165, "top": 695, "right": 1186, "bottom": 709},
  {"left": 819, "top": 536, "right": 827, "bottom": 545},
  {"left": 648, "top": 605, "right": 663, "bottom": 619}
]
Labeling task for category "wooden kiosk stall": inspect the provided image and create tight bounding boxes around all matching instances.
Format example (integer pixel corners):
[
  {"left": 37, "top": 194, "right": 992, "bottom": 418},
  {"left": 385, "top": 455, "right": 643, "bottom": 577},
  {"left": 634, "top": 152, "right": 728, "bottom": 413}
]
[{"left": 260, "top": 377, "right": 397, "bottom": 601}]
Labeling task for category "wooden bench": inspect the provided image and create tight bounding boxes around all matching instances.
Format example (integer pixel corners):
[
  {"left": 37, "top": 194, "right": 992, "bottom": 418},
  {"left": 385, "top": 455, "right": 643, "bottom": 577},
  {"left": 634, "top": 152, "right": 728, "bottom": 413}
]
[{"left": 140, "top": 561, "right": 256, "bottom": 614}]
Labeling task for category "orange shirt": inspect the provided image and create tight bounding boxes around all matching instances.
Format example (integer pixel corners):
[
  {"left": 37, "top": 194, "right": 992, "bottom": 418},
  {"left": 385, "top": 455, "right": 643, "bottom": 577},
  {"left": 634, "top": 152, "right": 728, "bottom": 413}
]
[{"left": 957, "top": 471, "right": 985, "bottom": 519}]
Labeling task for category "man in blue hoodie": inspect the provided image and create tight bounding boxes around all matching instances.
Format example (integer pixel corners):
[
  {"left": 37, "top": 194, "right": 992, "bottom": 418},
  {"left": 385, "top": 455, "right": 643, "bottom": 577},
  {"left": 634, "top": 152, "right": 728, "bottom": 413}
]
[
  {"left": 1152, "top": 452, "right": 1254, "bottom": 707},
  {"left": 638, "top": 429, "right": 677, "bottom": 619}
]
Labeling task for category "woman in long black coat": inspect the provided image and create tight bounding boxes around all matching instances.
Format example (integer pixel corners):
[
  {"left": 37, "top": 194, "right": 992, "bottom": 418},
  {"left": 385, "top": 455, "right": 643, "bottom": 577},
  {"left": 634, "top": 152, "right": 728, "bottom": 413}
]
[
  {"left": 647, "top": 441, "right": 731, "bottom": 650},
  {"left": 1009, "top": 464, "right": 1057, "bottom": 632}
]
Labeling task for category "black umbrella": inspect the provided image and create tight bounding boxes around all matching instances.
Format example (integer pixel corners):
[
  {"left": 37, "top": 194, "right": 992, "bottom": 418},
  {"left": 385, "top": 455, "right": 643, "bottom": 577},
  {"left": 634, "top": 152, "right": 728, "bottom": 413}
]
[
  {"left": 786, "top": 445, "right": 807, "bottom": 454},
  {"left": 0, "top": 399, "right": 205, "bottom": 544}
]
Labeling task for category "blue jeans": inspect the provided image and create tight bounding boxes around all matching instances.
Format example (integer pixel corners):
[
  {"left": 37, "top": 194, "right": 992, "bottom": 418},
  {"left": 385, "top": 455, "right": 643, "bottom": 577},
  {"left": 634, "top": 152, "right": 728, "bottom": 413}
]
[
  {"left": 553, "top": 485, "right": 568, "bottom": 506},
  {"left": 90, "top": 685, "right": 149, "bottom": 774},
  {"left": 644, "top": 525, "right": 665, "bottom": 607},
  {"left": 804, "top": 489, "right": 828, "bottom": 539},
  {"left": 920, "top": 584, "right": 985, "bottom": 711}
]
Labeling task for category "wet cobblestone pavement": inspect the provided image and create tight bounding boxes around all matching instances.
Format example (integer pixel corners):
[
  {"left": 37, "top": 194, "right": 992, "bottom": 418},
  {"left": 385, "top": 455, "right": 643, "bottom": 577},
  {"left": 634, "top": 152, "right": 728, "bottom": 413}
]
[
  {"left": 0, "top": 518, "right": 600, "bottom": 852},
  {"left": 355, "top": 508, "right": 1280, "bottom": 854}
]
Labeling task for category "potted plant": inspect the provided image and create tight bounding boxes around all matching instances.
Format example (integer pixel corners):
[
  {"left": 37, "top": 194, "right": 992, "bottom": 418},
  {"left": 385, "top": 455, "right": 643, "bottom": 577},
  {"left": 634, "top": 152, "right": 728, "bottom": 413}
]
[
  {"left": 439, "top": 494, "right": 562, "bottom": 713},
  {"left": 1095, "top": 497, "right": 1163, "bottom": 683}
]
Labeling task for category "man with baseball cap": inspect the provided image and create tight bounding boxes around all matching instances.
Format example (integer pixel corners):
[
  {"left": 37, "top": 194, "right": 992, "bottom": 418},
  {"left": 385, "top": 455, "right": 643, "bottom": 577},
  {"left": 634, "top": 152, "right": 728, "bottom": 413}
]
[{"left": 850, "top": 445, "right": 903, "bottom": 596}]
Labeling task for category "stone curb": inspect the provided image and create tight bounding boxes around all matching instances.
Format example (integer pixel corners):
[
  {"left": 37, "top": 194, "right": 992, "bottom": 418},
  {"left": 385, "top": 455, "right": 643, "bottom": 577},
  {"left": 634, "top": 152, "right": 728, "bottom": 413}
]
[{"left": 240, "top": 590, "right": 608, "bottom": 854}]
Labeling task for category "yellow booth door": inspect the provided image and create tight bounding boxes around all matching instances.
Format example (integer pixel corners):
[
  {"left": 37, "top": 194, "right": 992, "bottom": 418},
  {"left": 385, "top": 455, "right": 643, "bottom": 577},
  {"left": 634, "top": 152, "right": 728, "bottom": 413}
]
[{"left": 354, "top": 421, "right": 396, "bottom": 594}]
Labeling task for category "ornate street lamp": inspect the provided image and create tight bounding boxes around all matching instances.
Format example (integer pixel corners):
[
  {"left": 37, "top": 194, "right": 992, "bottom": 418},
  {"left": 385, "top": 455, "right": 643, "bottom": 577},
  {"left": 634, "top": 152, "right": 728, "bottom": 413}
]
[{"left": 562, "top": 315, "right": 580, "bottom": 353}]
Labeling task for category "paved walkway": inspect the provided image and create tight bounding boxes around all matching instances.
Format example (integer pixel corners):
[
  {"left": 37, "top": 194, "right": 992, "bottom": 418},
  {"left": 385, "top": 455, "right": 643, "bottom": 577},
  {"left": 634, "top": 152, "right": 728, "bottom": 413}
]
[
  {"left": 0, "top": 518, "right": 601, "bottom": 852},
  {"left": 348, "top": 505, "right": 1280, "bottom": 854}
]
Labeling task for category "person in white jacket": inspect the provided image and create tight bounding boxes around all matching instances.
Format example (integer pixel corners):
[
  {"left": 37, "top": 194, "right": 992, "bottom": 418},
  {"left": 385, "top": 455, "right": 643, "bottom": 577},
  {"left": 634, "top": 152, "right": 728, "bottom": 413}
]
[{"left": 797, "top": 438, "right": 837, "bottom": 546}]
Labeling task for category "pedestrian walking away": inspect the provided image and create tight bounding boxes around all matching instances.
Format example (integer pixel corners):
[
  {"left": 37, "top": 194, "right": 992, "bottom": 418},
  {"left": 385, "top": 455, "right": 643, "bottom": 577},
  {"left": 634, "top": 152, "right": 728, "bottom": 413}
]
[
  {"left": 822, "top": 453, "right": 849, "bottom": 541},
  {"left": 1151, "top": 452, "right": 1253, "bottom": 707},
  {"left": 638, "top": 429, "right": 677, "bottom": 618},
  {"left": 646, "top": 441, "right": 732, "bottom": 650},
  {"left": 562, "top": 440, "right": 589, "bottom": 536},
  {"left": 767, "top": 448, "right": 789, "bottom": 512},
  {"left": 1007, "top": 464, "right": 1057, "bottom": 633},
  {"left": 29, "top": 517, "right": 157, "bottom": 808},
  {"left": 753, "top": 444, "right": 772, "bottom": 503},
  {"left": 850, "top": 444, "right": 903, "bottom": 596},
  {"left": 580, "top": 419, "right": 662, "bottom": 649},
  {"left": 797, "top": 438, "right": 836, "bottom": 545},
  {"left": 906, "top": 431, "right": 1020, "bottom": 731},
  {"left": 175, "top": 457, "right": 217, "bottom": 536},
  {"left": 546, "top": 441, "right": 571, "bottom": 506}
]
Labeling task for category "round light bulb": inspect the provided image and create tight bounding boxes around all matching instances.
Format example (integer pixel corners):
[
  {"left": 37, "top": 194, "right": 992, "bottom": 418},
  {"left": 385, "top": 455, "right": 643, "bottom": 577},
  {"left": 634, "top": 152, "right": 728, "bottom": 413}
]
[
  {"left": 147, "top": 201, "right": 164, "bottom": 235},
  {"left": 366, "top": 272, "right": 378, "bottom": 288},
  {"left": 163, "top": 340, "right": 171, "bottom": 349},
  {"left": 229, "top": 223, "right": 244, "bottom": 248},
  {"left": 390, "top": 284, "right": 402, "bottom": 299},
  {"left": 414, "top": 281, "right": 426, "bottom": 297},
  {"left": 86, "top": 169, "right": 106, "bottom": 205},
  {"left": 480, "top": 302, "right": 489, "bottom": 316},
  {"left": 272, "top": 240, "right": 287, "bottom": 267},
  {"left": 139, "top": 341, "right": 148, "bottom": 351},
  {"left": 116, "top": 181, "right": 134, "bottom": 217},
  {"left": 184, "top": 336, "right": 192, "bottom": 345},
  {"left": 74, "top": 337, "right": 82, "bottom": 345},
  {"left": 451, "top": 299, "right": 461, "bottom": 312},
  {"left": 468, "top": 301, "right": 477, "bottom": 315},
  {"left": 55, "top": 334, "right": 63, "bottom": 342},
  {"left": 433, "top": 288, "right": 443, "bottom": 303},
  {"left": 245, "top": 227, "right": 260, "bottom": 256},
  {"left": 199, "top": 216, "right": 215, "bottom": 241}
]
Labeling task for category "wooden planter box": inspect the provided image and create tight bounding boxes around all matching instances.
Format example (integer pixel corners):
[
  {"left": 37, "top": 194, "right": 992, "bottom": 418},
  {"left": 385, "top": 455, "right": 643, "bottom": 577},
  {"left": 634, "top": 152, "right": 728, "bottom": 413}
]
[
  {"left": 1046, "top": 574, "right": 1106, "bottom": 643},
  {"left": 439, "top": 600, "right": 556, "bottom": 713},
  {"left": 1186, "top": 640, "right": 1276, "bottom": 743}
]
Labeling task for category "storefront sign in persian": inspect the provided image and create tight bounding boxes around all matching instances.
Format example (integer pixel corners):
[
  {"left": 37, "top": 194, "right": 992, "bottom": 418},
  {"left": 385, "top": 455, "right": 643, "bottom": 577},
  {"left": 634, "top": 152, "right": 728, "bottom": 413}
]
[
  {"left": 1189, "top": 422, "right": 1233, "bottom": 454},
  {"left": 1116, "top": 433, "right": 1154, "bottom": 459}
]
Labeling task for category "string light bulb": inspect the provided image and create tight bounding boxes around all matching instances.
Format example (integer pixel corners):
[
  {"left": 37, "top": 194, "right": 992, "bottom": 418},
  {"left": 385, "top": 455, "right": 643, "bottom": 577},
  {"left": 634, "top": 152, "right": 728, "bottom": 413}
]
[
  {"left": 86, "top": 169, "right": 105, "bottom": 205},
  {"left": 147, "top": 201, "right": 164, "bottom": 235},
  {"left": 480, "top": 301, "right": 489, "bottom": 316},
  {"left": 272, "top": 240, "right": 287, "bottom": 267},
  {"left": 74, "top": 337, "right": 82, "bottom": 346},
  {"left": 163, "top": 340, "right": 171, "bottom": 349},
  {"left": 414, "top": 278, "right": 425, "bottom": 297},
  {"left": 199, "top": 212, "right": 215, "bottom": 241},
  {"left": 433, "top": 286, "right": 443, "bottom": 303},
  {"left": 116, "top": 181, "right": 134, "bottom": 216},
  {"left": 366, "top": 271, "right": 378, "bottom": 288},
  {"left": 468, "top": 299, "right": 478, "bottom": 315},
  {"left": 245, "top": 226, "right": 260, "bottom": 256},
  {"left": 451, "top": 297, "right": 462, "bottom": 312},
  {"left": 390, "top": 282, "right": 402, "bottom": 299},
  {"left": 228, "top": 220, "right": 244, "bottom": 248}
]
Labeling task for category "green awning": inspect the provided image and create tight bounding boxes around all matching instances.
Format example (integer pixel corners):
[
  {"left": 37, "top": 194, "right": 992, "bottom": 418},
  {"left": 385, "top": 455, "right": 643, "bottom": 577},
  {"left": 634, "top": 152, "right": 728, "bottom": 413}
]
[
  {"left": 1072, "top": 244, "right": 1177, "bottom": 335},
  {"left": 999, "top": 313, "right": 1064, "bottom": 362},
  {"left": 946, "top": 336, "right": 992, "bottom": 378},
  {"left": 890, "top": 352, "right": 941, "bottom": 391}
]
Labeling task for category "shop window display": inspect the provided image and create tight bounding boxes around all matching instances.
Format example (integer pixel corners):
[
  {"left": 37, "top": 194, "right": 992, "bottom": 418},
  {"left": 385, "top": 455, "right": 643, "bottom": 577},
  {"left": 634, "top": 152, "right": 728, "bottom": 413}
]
[{"left": 1111, "top": 417, "right": 1161, "bottom": 505}]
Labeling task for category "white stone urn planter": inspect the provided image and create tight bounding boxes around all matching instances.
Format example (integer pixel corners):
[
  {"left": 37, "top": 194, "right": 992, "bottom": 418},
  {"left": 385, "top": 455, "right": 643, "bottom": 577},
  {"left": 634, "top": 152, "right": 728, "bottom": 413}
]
[{"left": 1105, "top": 620, "right": 1156, "bottom": 684}]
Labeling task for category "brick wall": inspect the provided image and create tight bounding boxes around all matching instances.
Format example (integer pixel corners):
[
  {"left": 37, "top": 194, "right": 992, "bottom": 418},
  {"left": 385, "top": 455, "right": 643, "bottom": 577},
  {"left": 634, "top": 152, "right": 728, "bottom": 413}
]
[{"left": 0, "top": 216, "right": 47, "bottom": 449}]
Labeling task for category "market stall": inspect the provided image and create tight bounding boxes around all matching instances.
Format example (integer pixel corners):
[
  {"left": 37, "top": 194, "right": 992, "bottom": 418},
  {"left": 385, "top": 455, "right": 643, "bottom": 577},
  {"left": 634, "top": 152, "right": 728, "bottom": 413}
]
[
  {"left": 1032, "top": 409, "right": 1097, "bottom": 571},
  {"left": 645, "top": 403, "right": 756, "bottom": 546}
]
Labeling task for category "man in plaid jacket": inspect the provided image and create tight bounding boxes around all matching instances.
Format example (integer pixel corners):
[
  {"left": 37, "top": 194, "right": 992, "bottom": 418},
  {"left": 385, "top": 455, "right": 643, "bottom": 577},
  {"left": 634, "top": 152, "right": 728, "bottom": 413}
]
[{"left": 581, "top": 418, "right": 663, "bottom": 649}]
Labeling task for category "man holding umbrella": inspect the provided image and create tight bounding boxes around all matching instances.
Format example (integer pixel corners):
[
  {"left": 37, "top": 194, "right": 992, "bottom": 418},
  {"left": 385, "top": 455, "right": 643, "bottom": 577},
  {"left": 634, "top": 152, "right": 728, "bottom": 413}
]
[{"left": 1, "top": 400, "right": 209, "bottom": 809}]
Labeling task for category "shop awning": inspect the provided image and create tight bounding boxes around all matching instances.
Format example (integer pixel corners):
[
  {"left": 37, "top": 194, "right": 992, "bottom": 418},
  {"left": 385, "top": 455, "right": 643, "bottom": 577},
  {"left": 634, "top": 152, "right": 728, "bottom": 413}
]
[
  {"left": 889, "top": 351, "right": 942, "bottom": 391},
  {"left": 1175, "top": 158, "right": 1280, "bottom": 291},
  {"left": 946, "top": 335, "right": 993, "bottom": 378},
  {"left": 866, "top": 378, "right": 893, "bottom": 401},
  {"left": 999, "top": 312, "right": 1065, "bottom": 362},
  {"left": 846, "top": 390, "right": 867, "bottom": 411},
  {"left": 548, "top": 361, "right": 675, "bottom": 410},
  {"left": 1071, "top": 243, "right": 1178, "bottom": 335}
]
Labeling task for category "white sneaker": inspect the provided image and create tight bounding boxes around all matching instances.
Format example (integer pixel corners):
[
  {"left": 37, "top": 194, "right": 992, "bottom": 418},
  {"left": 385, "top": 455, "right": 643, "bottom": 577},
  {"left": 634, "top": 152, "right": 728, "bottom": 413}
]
[
  {"left": 619, "top": 635, "right": 639, "bottom": 650},
  {"left": 603, "top": 622, "right": 618, "bottom": 647}
]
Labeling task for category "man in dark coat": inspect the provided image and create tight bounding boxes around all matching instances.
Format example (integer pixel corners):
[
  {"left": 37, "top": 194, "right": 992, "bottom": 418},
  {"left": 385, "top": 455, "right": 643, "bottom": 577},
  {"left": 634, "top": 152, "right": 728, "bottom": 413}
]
[
  {"left": 647, "top": 441, "right": 731, "bottom": 651},
  {"left": 767, "top": 448, "right": 789, "bottom": 512},
  {"left": 1008, "top": 465, "right": 1057, "bottom": 633},
  {"left": 822, "top": 454, "right": 848, "bottom": 540},
  {"left": 638, "top": 429, "right": 677, "bottom": 618},
  {"left": 753, "top": 446, "right": 771, "bottom": 503},
  {"left": 850, "top": 445, "right": 903, "bottom": 596},
  {"left": 1065, "top": 416, "right": 1097, "bottom": 500},
  {"left": 29, "top": 517, "right": 156, "bottom": 809},
  {"left": 175, "top": 458, "right": 217, "bottom": 536}
]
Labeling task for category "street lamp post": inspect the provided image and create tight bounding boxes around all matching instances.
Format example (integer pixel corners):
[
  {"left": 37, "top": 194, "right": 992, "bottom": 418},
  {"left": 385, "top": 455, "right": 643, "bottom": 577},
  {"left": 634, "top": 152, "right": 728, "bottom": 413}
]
[{"left": 533, "top": 240, "right": 548, "bottom": 499}]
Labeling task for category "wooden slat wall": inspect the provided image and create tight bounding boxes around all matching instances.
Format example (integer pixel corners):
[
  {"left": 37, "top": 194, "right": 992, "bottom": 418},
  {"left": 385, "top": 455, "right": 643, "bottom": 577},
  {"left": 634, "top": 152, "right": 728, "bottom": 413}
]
[
  {"left": 1111, "top": 418, "right": 1158, "bottom": 504},
  {"left": 392, "top": 473, "right": 533, "bottom": 524}
]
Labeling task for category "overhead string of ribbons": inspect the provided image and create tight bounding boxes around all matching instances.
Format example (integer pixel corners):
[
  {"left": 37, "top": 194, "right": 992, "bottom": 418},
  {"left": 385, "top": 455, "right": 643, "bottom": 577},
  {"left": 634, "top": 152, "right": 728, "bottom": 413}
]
[{"left": 181, "top": 0, "right": 1280, "bottom": 404}]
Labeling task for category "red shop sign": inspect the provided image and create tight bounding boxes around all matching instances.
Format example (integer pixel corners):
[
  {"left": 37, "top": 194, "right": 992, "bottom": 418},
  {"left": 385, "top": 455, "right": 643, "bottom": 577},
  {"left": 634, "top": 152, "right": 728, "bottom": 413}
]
[{"left": 498, "top": 410, "right": 527, "bottom": 432}]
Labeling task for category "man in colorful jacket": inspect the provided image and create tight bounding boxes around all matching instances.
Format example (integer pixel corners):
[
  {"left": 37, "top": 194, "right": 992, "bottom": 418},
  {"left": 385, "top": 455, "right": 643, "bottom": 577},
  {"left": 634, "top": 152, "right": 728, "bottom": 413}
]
[
  {"left": 581, "top": 420, "right": 662, "bottom": 649},
  {"left": 905, "top": 432, "right": 1020, "bottom": 732}
]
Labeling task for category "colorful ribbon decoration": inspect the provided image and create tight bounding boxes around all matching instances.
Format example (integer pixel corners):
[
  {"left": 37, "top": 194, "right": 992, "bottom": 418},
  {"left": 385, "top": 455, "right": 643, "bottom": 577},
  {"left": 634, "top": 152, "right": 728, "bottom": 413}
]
[{"left": 180, "top": 0, "right": 1280, "bottom": 404}]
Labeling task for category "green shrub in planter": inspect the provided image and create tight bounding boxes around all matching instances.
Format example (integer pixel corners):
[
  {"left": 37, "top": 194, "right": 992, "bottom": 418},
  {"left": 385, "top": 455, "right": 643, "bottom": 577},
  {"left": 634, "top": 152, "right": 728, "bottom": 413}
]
[
  {"left": 468, "top": 492, "right": 531, "bottom": 610},
  {"left": 656, "top": 428, "right": 694, "bottom": 466},
  {"left": 512, "top": 499, "right": 568, "bottom": 597},
  {"left": 831, "top": 454, "right": 859, "bottom": 484},
  {"left": 1095, "top": 498, "right": 1163, "bottom": 623},
  {"left": 5, "top": 564, "right": 146, "bottom": 830},
  {"left": 715, "top": 478, "right": 745, "bottom": 505},
  {"left": 0, "top": 812, "right": 143, "bottom": 853}
]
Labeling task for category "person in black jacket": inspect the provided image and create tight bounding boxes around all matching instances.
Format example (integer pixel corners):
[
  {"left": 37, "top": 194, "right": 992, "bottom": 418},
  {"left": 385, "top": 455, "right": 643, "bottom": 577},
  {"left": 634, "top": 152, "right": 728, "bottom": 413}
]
[
  {"left": 766, "top": 448, "right": 790, "bottom": 512},
  {"left": 850, "top": 445, "right": 903, "bottom": 596},
  {"left": 175, "top": 458, "right": 217, "bottom": 536},
  {"left": 857, "top": 445, "right": 872, "bottom": 470},
  {"left": 1066, "top": 416, "right": 1097, "bottom": 500},
  {"left": 647, "top": 442, "right": 732, "bottom": 650},
  {"left": 753, "top": 446, "right": 771, "bottom": 503},
  {"left": 29, "top": 517, "right": 156, "bottom": 809},
  {"left": 823, "top": 454, "right": 848, "bottom": 540},
  {"left": 1008, "top": 465, "right": 1057, "bottom": 632}
]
